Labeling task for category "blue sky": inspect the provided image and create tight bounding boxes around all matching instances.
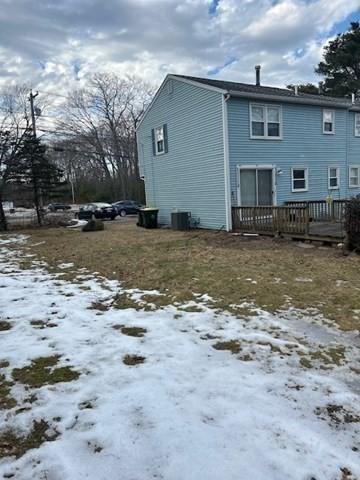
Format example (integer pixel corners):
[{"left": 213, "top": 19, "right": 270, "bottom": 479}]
[
  {"left": 0, "top": 0, "right": 358, "bottom": 93},
  {"left": 331, "top": 10, "right": 360, "bottom": 35}
]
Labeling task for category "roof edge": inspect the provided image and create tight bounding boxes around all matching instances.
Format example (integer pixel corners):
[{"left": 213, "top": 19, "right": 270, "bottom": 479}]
[
  {"left": 136, "top": 74, "right": 227, "bottom": 130},
  {"left": 228, "top": 90, "right": 360, "bottom": 110},
  {"left": 169, "top": 74, "right": 227, "bottom": 94}
]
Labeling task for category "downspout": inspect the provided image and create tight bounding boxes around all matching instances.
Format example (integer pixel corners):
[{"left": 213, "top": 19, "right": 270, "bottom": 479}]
[{"left": 222, "top": 93, "right": 232, "bottom": 231}]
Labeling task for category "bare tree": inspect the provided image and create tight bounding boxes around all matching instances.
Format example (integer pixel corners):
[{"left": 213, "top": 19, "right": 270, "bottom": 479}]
[
  {"left": 0, "top": 86, "right": 31, "bottom": 230},
  {"left": 57, "top": 74, "right": 154, "bottom": 202}
]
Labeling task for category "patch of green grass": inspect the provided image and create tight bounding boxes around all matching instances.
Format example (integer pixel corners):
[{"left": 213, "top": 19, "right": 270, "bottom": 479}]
[
  {"left": 212, "top": 340, "right": 242, "bottom": 355},
  {"left": 112, "top": 293, "right": 141, "bottom": 310},
  {"left": 315, "top": 404, "right": 360, "bottom": 425},
  {"left": 299, "top": 345, "right": 346, "bottom": 369},
  {"left": 0, "top": 374, "right": 16, "bottom": 410},
  {"left": 12, "top": 356, "right": 79, "bottom": 388},
  {"left": 119, "top": 326, "right": 147, "bottom": 337},
  {"left": 0, "top": 419, "right": 58, "bottom": 459},
  {"left": 30, "top": 320, "right": 47, "bottom": 329},
  {"left": 88, "top": 301, "right": 110, "bottom": 312},
  {"left": 123, "top": 354, "right": 145, "bottom": 366},
  {"left": 178, "top": 305, "right": 204, "bottom": 313},
  {"left": 0, "top": 321, "right": 11, "bottom": 331}
]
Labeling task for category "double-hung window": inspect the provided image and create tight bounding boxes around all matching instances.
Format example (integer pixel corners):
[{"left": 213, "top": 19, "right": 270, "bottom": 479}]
[
  {"left": 250, "top": 104, "right": 281, "bottom": 139},
  {"left": 323, "top": 109, "right": 335, "bottom": 134},
  {"left": 152, "top": 124, "right": 168, "bottom": 156},
  {"left": 292, "top": 168, "right": 308, "bottom": 192},
  {"left": 328, "top": 167, "right": 339, "bottom": 190},
  {"left": 155, "top": 126, "right": 164, "bottom": 154},
  {"left": 355, "top": 113, "right": 360, "bottom": 137},
  {"left": 349, "top": 166, "right": 360, "bottom": 187}
]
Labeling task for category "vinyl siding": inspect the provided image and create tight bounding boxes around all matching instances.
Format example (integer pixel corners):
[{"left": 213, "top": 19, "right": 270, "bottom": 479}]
[
  {"left": 227, "top": 97, "right": 360, "bottom": 205},
  {"left": 347, "top": 111, "right": 360, "bottom": 196},
  {"left": 137, "top": 79, "right": 226, "bottom": 229}
]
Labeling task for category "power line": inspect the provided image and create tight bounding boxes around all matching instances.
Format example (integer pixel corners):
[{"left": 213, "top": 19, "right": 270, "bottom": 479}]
[{"left": 36, "top": 90, "right": 70, "bottom": 99}]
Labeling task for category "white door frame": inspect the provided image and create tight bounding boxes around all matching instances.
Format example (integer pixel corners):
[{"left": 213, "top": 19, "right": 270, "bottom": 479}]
[{"left": 237, "top": 164, "right": 277, "bottom": 206}]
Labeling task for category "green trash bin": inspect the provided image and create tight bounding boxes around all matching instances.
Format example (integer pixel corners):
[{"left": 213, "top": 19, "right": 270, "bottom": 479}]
[{"left": 137, "top": 208, "right": 159, "bottom": 229}]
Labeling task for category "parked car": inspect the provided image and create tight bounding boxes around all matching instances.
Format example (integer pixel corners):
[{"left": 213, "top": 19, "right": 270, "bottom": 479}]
[
  {"left": 112, "top": 200, "right": 143, "bottom": 217},
  {"left": 77, "top": 203, "right": 117, "bottom": 221},
  {"left": 48, "top": 203, "right": 71, "bottom": 212}
]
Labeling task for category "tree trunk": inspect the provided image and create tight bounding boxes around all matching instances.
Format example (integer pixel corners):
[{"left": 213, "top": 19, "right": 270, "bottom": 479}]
[
  {"left": 0, "top": 192, "right": 8, "bottom": 231},
  {"left": 33, "top": 177, "right": 43, "bottom": 226}
]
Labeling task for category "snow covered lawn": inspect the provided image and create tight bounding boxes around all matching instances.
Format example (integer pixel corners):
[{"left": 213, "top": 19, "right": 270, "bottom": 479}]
[{"left": 0, "top": 234, "right": 359, "bottom": 480}]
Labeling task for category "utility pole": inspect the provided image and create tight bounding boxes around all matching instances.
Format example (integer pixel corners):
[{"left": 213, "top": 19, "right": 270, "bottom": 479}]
[
  {"left": 28, "top": 90, "right": 43, "bottom": 222},
  {"left": 29, "top": 90, "right": 39, "bottom": 138}
]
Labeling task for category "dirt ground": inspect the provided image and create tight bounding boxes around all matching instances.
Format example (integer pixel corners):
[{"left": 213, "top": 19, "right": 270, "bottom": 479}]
[{"left": 18, "top": 219, "right": 360, "bottom": 331}]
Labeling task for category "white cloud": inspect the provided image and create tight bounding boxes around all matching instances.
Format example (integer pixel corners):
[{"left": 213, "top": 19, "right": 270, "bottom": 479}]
[{"left": 0, "top": 0, "right": 358, "bottom": 95}]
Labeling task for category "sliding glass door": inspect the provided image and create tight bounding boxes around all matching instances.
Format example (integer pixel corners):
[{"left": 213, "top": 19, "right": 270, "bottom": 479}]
[{"left": 239, "top": 167, "right": 274, "bottom": 206}]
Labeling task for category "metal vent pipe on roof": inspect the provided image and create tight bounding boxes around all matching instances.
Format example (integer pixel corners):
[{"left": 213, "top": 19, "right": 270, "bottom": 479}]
[{"left": 255, "top": 65, "right": 261, "bottom": 86}]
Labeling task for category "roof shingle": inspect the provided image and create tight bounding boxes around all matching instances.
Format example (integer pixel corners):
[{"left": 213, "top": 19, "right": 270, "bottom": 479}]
[{"left": 173, "top": 74, "right": 360, "bottom": 108}]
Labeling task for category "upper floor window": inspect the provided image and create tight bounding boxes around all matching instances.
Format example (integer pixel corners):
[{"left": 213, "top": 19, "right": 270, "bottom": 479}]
[
  {"left": 349, "top": 166, "right": 360, "bottom": 187},
  {"left": 328, "top": 167, "right": 339, "bottom": 190},
  {"left": 292, "top": 168, "right": 308, "bottom": 192},
  {"left": 250, "top": 104, "right": 281, "bottom": 139},
  {"left": 323, "top": 109, "right": 335, "bottom": 134},
  {"left": 355, "top": 113, "right": 360, "bottom": 137},
  {"left": 152, "top": 124, "right": 168, "bottom": 155}
]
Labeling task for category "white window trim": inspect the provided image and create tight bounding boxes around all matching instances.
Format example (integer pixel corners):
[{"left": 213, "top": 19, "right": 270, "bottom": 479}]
[
  {"left": 328, "top": 167, "right": 340, "bottom": 190},
  {"left": 250, "top": 103, "right": 282, "bottom": 140},
  {"left": 154, "top": 126, "right": 165, "bottom": 156},
  {"left": 291, "top": 167, "right": 309, "bottom": 193},
  {"left": 323, "top": 109, "right": 335, "bottom": 135},
  {"left": 355, "top": 113, "right": 360, "bottom": 137},
  {"left": 349, "top": 165, "right": 360, "bottom": 188}
]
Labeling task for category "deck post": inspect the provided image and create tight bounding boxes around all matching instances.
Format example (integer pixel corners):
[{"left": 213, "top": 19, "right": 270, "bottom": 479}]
[{"left": 305, "top": 206, "right": 310, "bottom": 235}]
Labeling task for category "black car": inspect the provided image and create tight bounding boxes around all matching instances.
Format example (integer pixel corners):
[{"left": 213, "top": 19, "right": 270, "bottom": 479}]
[
  {"left": 112, "top": 200, "right": 143, "bottom": 217},
  {"left": 78, "top": 203, "right": 117, "bottom": 221},
  {"left": 48, "top": 203, "right": 71, "bottom": 212}
]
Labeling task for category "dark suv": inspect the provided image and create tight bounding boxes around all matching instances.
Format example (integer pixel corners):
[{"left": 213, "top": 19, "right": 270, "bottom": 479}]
[
  {"left": 78, "top": 203, "right": 117, "bottom": 221},
  {"left": 48, "top": 203, "right": 71, "bottom": 212},
  {"left": 112, "top": 200, "right": 143, "bottom": 217}
]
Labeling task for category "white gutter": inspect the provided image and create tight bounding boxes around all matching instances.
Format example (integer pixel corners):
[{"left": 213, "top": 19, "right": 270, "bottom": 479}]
[{"left": 222, "top": 93, "right": 232, "bottom": 232}]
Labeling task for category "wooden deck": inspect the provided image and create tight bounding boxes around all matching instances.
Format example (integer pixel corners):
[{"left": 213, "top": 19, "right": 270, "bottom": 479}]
[
  {"left": 308, "top": 221, "right": 344, "bottom": 239},
  {"left": 232, "top": 204, "right": 346, "bottom": 243}
]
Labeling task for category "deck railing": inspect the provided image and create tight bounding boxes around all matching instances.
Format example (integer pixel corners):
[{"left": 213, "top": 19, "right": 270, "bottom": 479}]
[
  {"left": 284, "top": 200, "right": 347, "bottom": 222},
  {"left": 232, "top": 206, "right": 309, "bottom": 235}
]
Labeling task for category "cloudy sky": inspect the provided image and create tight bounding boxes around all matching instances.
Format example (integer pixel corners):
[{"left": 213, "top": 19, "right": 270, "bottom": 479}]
[{"left": 0, "top": 0, "right": 359, "bottom": 94}]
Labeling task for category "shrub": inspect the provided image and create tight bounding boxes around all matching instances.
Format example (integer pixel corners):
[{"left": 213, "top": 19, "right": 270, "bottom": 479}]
[
  {"left": 345, "top": 195, "right": 360, "bottom": 251},
  {"left": 82, "top": 219, "right": 104, "bottom": 232}
]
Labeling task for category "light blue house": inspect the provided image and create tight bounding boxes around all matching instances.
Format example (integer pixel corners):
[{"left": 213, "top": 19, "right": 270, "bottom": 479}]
[{"left": 136, "top": 72, "right": 360, "bottom": 231}]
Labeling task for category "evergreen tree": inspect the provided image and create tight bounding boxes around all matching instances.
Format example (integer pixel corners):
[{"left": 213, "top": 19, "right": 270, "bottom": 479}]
[
  {"left": 15, "top": 134, "right": 63, "bottom": 225},
  {"left": 316, "top": 22, "right": 360, "bottom": 97}
]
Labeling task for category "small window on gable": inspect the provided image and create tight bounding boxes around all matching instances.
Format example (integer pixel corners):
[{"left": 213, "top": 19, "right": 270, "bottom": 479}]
[
  {"left": 328, "top": 167, "right": 339, "bottom": 190},
  {"left": 355, "top": 113, "right": 360, "bottom": 137},
  {"left": 250, "top": 104, "right": 281, "bottom": 139},
  {"left": 323, "top": 109, "right": 335, "bottom": 134},
  {"left": 292, "top": 168, "right": 308, "bottom": 192},
  {"left": 349, "top": 166, "right": 360, "bottom": 187},
  {"left": 152, "top": 124, "right": 168, "bottom": 156}
]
